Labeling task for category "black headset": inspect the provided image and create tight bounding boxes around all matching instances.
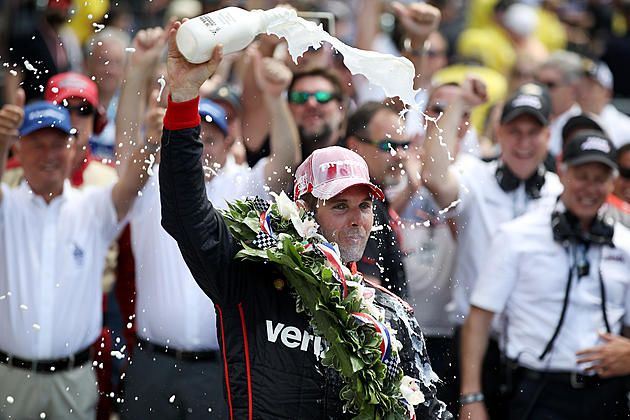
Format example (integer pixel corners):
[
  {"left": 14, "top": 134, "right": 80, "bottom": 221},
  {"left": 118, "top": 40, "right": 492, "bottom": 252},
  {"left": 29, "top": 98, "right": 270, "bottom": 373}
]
[
  {"left": 551, "top": 208, "right": 614, "bottom": 248},
  {"left": 495, "top": 162, "right": 546, "bottom": 199}
]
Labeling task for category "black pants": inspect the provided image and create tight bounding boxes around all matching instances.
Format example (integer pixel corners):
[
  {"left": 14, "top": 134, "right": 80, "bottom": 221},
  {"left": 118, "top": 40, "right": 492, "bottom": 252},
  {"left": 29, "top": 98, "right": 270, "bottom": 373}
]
[
  {"left": 120, "top": 342, "right": 228, "bottom": 419},
  {"left": 509, "top": 370, "right": 630, "bottom": 420},
  {"left": 425, "top": 335, "right": 459, "bottom": 416},
  {"left": 454, "top": 327, "right": 509, "bottom": 420}
]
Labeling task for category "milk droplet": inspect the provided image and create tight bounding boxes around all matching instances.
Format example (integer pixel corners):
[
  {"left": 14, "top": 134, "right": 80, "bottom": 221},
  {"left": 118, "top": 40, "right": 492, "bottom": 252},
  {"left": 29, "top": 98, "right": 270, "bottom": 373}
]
[
  {"left": 169, "top": 395, "right": 176, "bottom": 403},
  {"left": 20, "top": 304, "right": 28, "bottom": 310},
  {"left": 6, "top": 396, "right": 14, "bottom": 404},
  {"left": 33, "top": 323, "right": 41, "bottom": 330}
]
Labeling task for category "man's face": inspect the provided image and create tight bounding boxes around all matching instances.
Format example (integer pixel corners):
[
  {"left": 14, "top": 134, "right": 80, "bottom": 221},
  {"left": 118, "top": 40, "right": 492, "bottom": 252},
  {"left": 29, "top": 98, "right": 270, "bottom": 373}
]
[
  {"left": 200, "top": 120, "right": 230, "bottom": 179},
  {"left": 289, "top": 75, "right": 344, "bottom": 151},
  {"left": 313, "top": 185, "right": 374, "bottom": 264},
  {"left": 352, "top": 109, "right": 408, "bottom": 186},
  {"left": 85, "top": 40, "right": 126, "bottom": 97},
  {"left": 62, "top": 97, "right": 95, "bottom": 168},
  {"left": 613, "top": 151, "right": 630, "bottom": 203},
  {"left": 425, "top": 32, "right": 448, "bottom": 79},
  {"left": 577, "top": 77, "right": 609, "bottom": 115},
  {"left": 17, "top": 128, "right": 75, "bottom": 197},
  {"left": 426, "top": 84, "right": 471, "bottom": 144},
  {"left": 536, "top": 66, "right": 576, "bottom": 117},
  {"left": 497, "top": 114, "right": 549, "bottom": 179},
  {"left": 560, "top": 162, "right": 614, "bottom": 224}
]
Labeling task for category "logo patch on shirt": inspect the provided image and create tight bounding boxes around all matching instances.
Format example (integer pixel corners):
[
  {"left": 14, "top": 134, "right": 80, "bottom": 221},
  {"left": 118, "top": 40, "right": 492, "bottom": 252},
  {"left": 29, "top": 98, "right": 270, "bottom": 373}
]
[
  {"left": 73, "top": 243, "right": 84, "bottom": 266},
  {"left": 604, "top": 253, "right": 625, "bottom": 263}
]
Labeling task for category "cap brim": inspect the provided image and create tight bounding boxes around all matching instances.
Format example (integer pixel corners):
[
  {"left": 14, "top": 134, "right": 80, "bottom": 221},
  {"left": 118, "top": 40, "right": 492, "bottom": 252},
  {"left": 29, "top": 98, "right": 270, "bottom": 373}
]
[
  {"left": 312, "top": 179, "right": 385, "bottom": 201},
  {"left": 564, "top": 154, "right": 617, "bottom": 170},
  {"left": 501, "top": 108, "right": 548, "bottom": 125},
  {"left": 19, "top": 123, "right": 72, "bottom": 137}
]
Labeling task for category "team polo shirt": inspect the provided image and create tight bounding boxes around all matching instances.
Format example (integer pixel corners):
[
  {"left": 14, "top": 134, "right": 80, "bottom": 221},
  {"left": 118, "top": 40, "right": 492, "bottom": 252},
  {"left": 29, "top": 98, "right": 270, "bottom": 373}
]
[
  {"left": 449, "top": 154, "right": 563, "bottom": 325},
  {"left": 471, "top": 204, "right": 630, "bottom": 372},
  {"left": 131, "top": 158, "right": 269, "bottom": 351},
  {"left": 0, "top": 180, "right": 125, "bottom": 359}
]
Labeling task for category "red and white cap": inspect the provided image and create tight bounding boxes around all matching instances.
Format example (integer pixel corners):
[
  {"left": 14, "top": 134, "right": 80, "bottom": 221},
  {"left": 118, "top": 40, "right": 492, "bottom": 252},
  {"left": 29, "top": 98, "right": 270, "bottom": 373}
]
[
  {"left": 294, "top": 146, "right": 384, "bottom": 201},
  {"left": 45, "top": 72, "right": 99, "bottom": 107}
]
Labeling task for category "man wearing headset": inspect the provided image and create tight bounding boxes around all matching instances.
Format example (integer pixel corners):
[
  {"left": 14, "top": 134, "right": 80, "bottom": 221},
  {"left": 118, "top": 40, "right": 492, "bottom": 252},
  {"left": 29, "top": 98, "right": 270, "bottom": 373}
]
[
  {"left": 422, "top": 79, "right": 564, "bottom": 417},
  {"left": 460, "top": 130, "right": 630, "bottom": 420}
]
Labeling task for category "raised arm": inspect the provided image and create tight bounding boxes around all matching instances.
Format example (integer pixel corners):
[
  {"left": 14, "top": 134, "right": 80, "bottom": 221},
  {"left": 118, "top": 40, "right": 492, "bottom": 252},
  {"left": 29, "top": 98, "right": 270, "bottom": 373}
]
[
  {"left": 0, "top": 89, "right": 25, "bottom": 204},
  {"left": 422, "top": 77, "right": 487, "bottom": 209},
  {"left": 390, "top": 2, "right": 441, "bottom": 90},
  {"left": 250, "top": 49, "right": 300, "bottom": 193},
  {"left": 115, "top": 26, "right": 168, "bottom": 174},
  {"left": 159, "top": 21, "right": 246, "bottom": 304}
]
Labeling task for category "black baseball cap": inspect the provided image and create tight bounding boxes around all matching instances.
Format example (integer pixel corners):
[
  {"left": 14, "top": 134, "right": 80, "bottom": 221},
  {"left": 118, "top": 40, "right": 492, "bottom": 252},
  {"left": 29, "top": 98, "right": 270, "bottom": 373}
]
[
  {"left": 500, "top": 82, "right": 551, "bottom": 125},
  {"left": 561, "top": 112, "right": 606, "bottom": 147},
  {"left": 562, "top": 129, "right": 617, "bottom": 170}
]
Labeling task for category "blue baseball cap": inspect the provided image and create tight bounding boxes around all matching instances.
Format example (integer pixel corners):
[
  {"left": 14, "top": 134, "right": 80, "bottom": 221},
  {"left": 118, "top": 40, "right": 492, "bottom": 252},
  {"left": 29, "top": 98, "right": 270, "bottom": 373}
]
[
  {"left": 19, "top": 101, "right": 74, "bottom": 137},
  {"left": 199, "top": 98, "right": 228, "bottom": 136}
]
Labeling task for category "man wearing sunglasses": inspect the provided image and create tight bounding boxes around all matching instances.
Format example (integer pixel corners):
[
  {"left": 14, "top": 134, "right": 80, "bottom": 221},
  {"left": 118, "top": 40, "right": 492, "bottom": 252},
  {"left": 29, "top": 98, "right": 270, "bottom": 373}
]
[
  {"left": 345, "top": 101, "right": 409, "bottom": 297},
  {"left": 246, "top": 67, "right": 346, "bottom": 167}
]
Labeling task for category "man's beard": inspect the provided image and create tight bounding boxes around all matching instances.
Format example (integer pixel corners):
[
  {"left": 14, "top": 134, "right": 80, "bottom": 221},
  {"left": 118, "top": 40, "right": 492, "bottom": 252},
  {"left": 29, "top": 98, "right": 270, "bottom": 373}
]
[{"left": 299, "top": 123, "right": 334, "bottom": 157}]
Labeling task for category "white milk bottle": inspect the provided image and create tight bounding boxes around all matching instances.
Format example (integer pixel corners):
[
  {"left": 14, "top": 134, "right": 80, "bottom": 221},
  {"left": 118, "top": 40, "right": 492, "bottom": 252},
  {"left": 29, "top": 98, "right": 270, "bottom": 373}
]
[{"left": 176, "top": 7, "right": 296, "bottom": 63}]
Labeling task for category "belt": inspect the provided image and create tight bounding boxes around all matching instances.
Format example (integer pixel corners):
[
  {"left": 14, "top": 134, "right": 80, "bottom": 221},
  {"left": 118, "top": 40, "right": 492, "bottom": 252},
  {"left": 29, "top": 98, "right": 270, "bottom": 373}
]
[
  {"left": 0, "top": 347, "right": 92, "bottom": 374},
  {"left": 137, "top": 337, "right": 220, "bottom": 362},
  {"left": 515, "top": 366, "right": 604, "bottom": 389}
]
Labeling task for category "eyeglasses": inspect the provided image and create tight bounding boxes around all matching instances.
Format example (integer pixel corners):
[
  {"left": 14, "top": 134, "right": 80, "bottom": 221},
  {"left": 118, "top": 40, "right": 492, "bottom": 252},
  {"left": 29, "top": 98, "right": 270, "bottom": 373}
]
[
  {"left": 358, "top": 137, "right": 410, "bottom": 152},
  {"left": 289, "top": 91, "right": 339, "bottom": 104},
  {"left": 536, "top": 79, "right": 561, "bottom": 90},
  {"left": 64, "top": 104, "right": 95, "bottom": 116}
]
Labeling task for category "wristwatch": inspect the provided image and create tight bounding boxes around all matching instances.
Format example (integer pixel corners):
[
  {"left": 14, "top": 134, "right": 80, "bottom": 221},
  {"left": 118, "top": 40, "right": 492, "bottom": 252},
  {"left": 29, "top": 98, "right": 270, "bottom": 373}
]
[
  {"left": 402, "top": 38, "right": 431, "bottom": 56},
  {"left": 459, "top": 392, "right": 484, "bottom": 406}
]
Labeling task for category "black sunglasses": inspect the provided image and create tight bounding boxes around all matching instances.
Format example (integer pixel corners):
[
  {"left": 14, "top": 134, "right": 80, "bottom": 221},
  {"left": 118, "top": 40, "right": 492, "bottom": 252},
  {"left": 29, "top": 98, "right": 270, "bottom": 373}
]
[
  {"left": 289, "top": 91, "right": 339, "bottom": 104},
  {"left": 64, "top": 104, "right": 95, "bottom": 116},
  {"left": 358, "top": 137, "right": 410, "bottom": 152}
]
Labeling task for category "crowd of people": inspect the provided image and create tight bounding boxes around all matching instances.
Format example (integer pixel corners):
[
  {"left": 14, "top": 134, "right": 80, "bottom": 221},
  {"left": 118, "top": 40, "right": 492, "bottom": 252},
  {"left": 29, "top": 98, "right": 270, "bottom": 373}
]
[{"left": 1, "top": 0, "right": 630, "bottom": 419}]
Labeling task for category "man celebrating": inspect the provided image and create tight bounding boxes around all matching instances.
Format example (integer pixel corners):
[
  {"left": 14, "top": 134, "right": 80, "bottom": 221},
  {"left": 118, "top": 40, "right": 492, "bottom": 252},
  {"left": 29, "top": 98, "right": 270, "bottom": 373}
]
[
  {"left": 159, "top": 20, "right": 450, "bottom": 419},
  {"left": 460, "top": 130, "right": 630, "bottom": 420},
  {"left": 0, "top": 93, "right": 156, "bottom": 418}
]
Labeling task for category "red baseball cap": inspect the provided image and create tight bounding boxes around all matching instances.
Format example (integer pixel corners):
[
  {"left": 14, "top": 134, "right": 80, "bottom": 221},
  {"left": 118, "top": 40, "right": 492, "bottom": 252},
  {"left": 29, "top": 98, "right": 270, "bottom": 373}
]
[
  {"left": 294, "top": 146, "right": 384, "bottom": 201},
  {"left": 45, "top": 72, "right": 99, "bottom": 107}
]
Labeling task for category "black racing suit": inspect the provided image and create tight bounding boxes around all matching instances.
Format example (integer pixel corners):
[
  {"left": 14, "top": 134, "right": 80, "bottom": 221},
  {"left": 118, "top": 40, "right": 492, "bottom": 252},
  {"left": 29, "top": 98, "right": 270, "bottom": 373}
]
[{"left": 159, "top": 124, "right": 451, "bottom": 420}]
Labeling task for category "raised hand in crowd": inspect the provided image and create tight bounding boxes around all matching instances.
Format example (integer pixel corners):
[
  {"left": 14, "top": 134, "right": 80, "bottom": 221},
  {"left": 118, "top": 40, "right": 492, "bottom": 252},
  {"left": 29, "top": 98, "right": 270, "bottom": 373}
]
[
  {"left": 422, "top": 75, "right": 488, "bottom": 209},
  {"left": 144, "top": 89, "right": 166, "bottom": 148},
  {"left": 0, "top": 88, "right": 25, "bottom": 202},
  {"left": 116, "top": 24, "right": 170, "bottom": 172}
]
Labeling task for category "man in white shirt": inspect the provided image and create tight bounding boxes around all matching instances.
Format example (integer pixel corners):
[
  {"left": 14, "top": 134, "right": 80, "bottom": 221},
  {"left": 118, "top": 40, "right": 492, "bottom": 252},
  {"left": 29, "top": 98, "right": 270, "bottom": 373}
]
[
  {"left": 535, "top": 50, "right": 583, "bottom": 157},
  {"left": 0, "top": 96, "right": 155, "bottom": 419},
  {"left": 460, "top": 131, "right": 630, "bottom": 420},
  {"left": 422, "top": 79, "right": 564, "bottom": 418},
  {"left": 578, "top": 59, "right": 630, "bottom": 149}
]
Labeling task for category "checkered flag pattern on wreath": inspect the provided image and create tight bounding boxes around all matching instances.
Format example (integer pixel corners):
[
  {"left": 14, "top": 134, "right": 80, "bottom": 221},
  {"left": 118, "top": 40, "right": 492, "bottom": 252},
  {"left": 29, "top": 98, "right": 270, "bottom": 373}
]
[
  {"left": 305, "top": 210, "right": 315, "bottom": 220},
  {"left": 252, "top": 230, "right": 276, "bottom": 250},
  {"left": 247, "top": 196, "right": 269, "bottom": 214},
  {"left": 384, "top": 355, "right": 401, "bottom": 382}
]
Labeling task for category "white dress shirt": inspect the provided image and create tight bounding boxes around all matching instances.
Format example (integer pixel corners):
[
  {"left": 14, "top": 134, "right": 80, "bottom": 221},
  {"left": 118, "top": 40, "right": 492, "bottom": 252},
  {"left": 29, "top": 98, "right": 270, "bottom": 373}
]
[
  {"left": 471, "top": 204, "right": 630, "bottom": 372},
  {"left": 0, "top": 180, "right": 124, "bottom": 359},
  {"left": 448, "top": 154, "right": 563, "bottom": 325},
  {"left": 599, "top": 104, "right": 630, "bottom": 148},
  {"left": 131, "top": 158, "right": 269, "bottom": 351}
]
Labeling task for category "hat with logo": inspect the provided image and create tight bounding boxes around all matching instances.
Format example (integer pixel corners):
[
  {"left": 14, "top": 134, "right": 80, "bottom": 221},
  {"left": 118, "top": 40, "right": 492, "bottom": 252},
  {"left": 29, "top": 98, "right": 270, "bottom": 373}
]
[
  {"left": 500, "top": 82, "right": 551, "bottom": 125},
  {"left": 209, "top": 83, "right": 241, "bottom": 113},
  {"left": 199, "top": 98, "right": 228, "bottom": 135},
  {"left": 19, "top": 101, "right": 74, "bottom": 137},
  {"left": 562, "top": 129, "right": 617, "bottom": 170},
  {"left": 583, "top": 58, "right": 613, "bottom": 90},
  {"left": 294, "top": 146, "right": 385, "bottom": 201},
  {"left": 561, "top": 112, "right": 607, "bottom": 146},
  {"left": 45, "top": 72, "right": 99, "bottom": 107}
]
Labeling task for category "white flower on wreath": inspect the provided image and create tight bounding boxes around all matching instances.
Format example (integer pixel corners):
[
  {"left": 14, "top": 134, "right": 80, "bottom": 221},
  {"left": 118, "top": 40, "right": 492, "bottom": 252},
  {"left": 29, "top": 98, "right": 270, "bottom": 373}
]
[
  {"left": 291, "top": 213, "right": 319, "bottom": 239},
  {"left": 271, "top": 191, "right": 299, "bottom": 220},
  {"left": 346, "top": 280, "right": 383, "bottom": 320},
  {"left": 400, "top": 375, "right": 425, "bottom": 406}
]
